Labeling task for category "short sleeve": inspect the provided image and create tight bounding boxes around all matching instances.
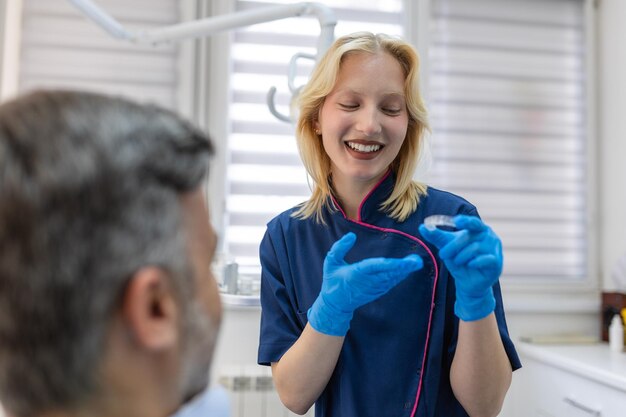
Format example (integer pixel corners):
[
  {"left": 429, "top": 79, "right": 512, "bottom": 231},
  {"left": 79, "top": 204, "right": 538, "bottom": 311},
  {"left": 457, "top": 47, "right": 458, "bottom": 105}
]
[
  {"left": 257, "top": 225, "right": 305, "bottom": 366},
  {"left": 492, "top": 281, "right": 522, "bottom": 370}
]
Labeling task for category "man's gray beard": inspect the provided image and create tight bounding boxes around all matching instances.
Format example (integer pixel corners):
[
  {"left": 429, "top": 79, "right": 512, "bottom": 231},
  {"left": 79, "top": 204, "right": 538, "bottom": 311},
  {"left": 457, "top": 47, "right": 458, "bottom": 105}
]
[{"left": 178, "top": 299, "right": 218, "bottom": 403}]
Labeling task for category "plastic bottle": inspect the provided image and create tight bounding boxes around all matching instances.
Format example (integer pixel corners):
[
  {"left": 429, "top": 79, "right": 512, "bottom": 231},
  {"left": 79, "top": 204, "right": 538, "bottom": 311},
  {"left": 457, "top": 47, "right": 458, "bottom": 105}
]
[{"left": 609, "top": 314, "right": 624, "bottom": 352}]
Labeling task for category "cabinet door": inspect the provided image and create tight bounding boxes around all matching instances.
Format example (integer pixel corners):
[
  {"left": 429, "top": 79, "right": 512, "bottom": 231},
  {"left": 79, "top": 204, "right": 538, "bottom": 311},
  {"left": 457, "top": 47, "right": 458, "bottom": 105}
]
[
  {"left": 559, "top": 386, "right": 626, "bottom": 417},
  {"left": 521, "top": 356, "right": 626, "bottom": 417},
  {"left": 516, "top": 358, "right": 561, "bottom": 416}
]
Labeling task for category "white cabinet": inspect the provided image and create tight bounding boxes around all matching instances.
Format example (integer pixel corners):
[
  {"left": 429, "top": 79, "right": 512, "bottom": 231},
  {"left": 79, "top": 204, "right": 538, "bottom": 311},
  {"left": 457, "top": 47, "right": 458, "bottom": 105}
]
[{"left": 514, "top": 342, "right": 626, "bottom": 417}]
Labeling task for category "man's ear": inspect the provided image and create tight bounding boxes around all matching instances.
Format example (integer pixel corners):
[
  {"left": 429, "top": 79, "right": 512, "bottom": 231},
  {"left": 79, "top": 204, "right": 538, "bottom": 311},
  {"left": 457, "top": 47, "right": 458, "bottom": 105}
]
[{"left": 122, "top": 267, "right": 179, "bottom": 350}]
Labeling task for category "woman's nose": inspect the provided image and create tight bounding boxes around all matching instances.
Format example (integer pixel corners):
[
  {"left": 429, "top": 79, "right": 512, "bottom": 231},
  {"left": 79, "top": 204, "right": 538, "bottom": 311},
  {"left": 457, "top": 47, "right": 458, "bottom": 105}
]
[{"left": 355, "top": 107, "right": 382, "bottom": 137}]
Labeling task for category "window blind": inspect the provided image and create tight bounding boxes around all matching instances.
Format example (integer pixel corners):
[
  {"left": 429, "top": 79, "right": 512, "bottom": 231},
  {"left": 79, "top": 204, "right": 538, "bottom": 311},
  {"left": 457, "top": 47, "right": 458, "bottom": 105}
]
[
  {"left": 18, "top": 0, "right": 180, "bottom": 109},
  {"left": 427, "top": 0, "right": 588, "bottom": 280},
  {"left": 226, "top": 0, "right": 590, "bottom": 282},
  {"left": 226, "top": 0, "right": 404, "bottom": 275}
]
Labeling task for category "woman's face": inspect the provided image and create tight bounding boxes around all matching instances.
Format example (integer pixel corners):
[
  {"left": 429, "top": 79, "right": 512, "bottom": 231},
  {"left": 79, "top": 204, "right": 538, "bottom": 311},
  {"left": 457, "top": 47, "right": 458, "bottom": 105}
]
[{"left": 316, "top": 51, "right": 409, "bottom": 189}]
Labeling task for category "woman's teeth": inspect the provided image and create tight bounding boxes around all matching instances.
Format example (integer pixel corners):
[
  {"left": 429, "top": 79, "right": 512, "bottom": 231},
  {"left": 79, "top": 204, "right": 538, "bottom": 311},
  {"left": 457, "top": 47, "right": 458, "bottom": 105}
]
[{"left": 346, "top": 141, "right": 382, "bottom": 153}]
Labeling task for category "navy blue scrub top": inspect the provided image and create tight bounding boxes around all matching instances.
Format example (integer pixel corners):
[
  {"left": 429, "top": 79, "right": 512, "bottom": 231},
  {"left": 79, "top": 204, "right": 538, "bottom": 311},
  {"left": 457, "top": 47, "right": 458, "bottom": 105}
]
[{"left": 258, "top": 172, "right": 521, "bottom": 417}]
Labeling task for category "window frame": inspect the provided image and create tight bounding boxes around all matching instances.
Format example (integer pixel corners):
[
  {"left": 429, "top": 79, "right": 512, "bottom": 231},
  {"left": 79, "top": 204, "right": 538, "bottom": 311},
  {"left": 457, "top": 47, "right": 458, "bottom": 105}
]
[
  {"left": 190, "top": 0, "right": 600, "bottom": 313},
  {"left": 407, "top": 0, "right": 600, "bottom": 313}
]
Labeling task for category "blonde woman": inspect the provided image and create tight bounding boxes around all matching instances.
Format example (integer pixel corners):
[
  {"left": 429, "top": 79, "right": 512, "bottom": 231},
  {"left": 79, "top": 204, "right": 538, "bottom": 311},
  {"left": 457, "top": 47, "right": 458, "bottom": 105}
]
[{"left": 258, "top": 32, "right": 520, "bottom": 417}]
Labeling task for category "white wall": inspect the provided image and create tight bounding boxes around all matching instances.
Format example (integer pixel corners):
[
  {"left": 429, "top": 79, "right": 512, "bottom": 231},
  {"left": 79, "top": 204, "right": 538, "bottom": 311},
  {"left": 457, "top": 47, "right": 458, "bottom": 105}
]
[
  {"left": 598, "top": 0, "right": 626, "bottom": 291},
  {"left": 212, "top": 304, "right": 262, "bottom": 384}
]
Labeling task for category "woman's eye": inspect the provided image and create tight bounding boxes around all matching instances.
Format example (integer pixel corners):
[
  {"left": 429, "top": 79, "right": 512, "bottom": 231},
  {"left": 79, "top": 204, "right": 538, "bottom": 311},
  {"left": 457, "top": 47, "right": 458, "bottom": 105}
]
[
  {"left": 339, "top": 103, "right": 358, "bottom": 110},
  {"left": 382, "top": 108, "right": 401, "bottom": 115}
]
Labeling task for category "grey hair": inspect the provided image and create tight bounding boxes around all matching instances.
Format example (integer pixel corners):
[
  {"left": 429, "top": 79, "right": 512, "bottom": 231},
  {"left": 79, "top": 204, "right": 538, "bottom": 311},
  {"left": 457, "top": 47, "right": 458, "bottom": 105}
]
[{"left": 0, "top": 90, "right": 214, "bottom": 416}]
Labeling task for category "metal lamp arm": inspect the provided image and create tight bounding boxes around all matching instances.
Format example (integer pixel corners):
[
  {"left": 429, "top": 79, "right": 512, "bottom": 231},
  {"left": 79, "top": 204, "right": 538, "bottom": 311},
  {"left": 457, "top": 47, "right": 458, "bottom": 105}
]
[
  {"left": 68, "top": 0, "right": 336, "bottom": 123},
  {"left": 69, "top": 0, "right": 336, "bottom": 49}
]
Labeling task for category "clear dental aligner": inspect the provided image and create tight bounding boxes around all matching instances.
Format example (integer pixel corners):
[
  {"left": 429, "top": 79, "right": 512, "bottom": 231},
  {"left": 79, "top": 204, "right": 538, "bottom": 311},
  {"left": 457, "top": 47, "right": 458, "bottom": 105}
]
[{"left": 423, "top": 215, "right": 457, "bottom": 231}]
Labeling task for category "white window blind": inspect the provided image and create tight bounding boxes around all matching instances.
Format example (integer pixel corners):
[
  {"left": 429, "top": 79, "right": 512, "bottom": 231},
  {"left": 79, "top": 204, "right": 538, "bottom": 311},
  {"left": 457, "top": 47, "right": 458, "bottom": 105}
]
[
  {"left": 427, "top": 0, "right": 589, "bottom": 281},
  {"left": 226, "top": 0, "right": 404, "bottom": 275},
  {"left": 225, "top": 0, "right": 591, "bottom": 283},
  {"left": 18, "top": 0, "right": 180, "bottom": 109}
]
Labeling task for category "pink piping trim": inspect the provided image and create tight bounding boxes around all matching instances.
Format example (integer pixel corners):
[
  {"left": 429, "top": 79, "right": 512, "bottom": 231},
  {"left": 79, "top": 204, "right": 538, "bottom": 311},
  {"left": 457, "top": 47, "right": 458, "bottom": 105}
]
[
  {"left": 330, "top": 178, "right": 438, "bottom": 417},
  {"left": 356, "top": 170, "right": 392, "bottom": 222}
]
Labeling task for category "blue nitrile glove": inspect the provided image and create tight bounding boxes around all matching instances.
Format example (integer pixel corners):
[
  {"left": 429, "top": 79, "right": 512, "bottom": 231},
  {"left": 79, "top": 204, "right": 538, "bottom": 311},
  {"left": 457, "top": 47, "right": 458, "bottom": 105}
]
[
  {"left": 418, "top": 215, "right": 503, "bottom": 322},
  {"left": 307, "top": 232, "right": 424, "bottom": 336}
]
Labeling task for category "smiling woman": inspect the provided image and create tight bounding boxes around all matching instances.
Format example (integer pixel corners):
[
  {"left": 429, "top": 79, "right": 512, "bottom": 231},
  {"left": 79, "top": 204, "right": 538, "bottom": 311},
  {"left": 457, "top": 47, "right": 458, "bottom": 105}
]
[
  {"left": 294, "top": 32, "right": 428, "bottom": 225},
  {"left": 258, "top": 31, "right": 520, "bottom": 417}
]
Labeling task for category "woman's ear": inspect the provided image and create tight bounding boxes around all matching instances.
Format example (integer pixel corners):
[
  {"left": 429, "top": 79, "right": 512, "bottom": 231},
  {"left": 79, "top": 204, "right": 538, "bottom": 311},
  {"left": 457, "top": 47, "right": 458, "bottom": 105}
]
[
  {"left": 313, "top": 120, "right": 321, "bottom": 135},
  {"left": 121, "top": 267, "right": 179, "bottom": 350}
]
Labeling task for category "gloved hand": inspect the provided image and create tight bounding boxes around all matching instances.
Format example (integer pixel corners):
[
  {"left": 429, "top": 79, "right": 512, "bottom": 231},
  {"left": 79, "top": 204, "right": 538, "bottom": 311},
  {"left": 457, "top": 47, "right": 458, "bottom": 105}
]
[
  {"left": 307, "top": 232, "right": 424, "bottom": 336},
  {"left": 418, "top": 215, "right": 503, "bottom": 322}
]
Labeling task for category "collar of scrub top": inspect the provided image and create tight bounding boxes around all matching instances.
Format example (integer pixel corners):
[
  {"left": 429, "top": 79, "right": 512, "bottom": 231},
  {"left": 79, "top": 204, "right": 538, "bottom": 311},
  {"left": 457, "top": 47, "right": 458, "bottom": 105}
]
[{"left": 330, "top": 170, "right": 395, "bottom": 224}]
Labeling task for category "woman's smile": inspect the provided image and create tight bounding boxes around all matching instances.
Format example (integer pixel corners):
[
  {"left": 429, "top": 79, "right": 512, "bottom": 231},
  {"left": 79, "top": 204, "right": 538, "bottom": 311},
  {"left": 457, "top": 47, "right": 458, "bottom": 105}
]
[{"left": 344, "top": 140, "right": 385, "bottom": 159}]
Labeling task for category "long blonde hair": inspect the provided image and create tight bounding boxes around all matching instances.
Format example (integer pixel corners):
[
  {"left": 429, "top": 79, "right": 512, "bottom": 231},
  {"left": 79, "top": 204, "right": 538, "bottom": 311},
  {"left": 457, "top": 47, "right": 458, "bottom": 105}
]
[{"left": 293, "top": 32, "right": 430, "bottom": 223}]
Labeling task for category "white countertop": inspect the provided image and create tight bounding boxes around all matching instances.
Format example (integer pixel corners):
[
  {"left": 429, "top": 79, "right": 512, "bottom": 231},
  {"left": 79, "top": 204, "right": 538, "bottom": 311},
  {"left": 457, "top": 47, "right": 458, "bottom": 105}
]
[
  {"left": 219, "top": 292, "right": 261, "bottom": 308},
  {"left": 518, "top": 341, "right": 626, "bottom": 392}
]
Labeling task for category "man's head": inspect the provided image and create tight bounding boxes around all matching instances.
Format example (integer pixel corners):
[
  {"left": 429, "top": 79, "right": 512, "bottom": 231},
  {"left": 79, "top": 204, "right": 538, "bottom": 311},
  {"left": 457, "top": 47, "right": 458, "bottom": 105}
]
[{"left": 0, "top": 90, "right": 221, "bottom": 417}]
